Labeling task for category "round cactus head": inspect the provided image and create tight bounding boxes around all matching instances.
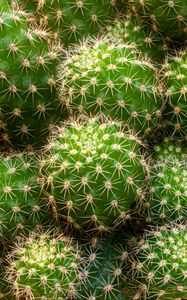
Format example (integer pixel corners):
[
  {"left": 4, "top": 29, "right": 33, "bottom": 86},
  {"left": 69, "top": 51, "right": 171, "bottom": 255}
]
[
  {"left": 127, "top": 223, "right": 187, "bottom": 299},
  {"left": 6, "top": 232, "right": 83, "bottom": 299},
  {"left": 20, "top": 0, "right": 123, "bottom": 45},
  {"left": 77, "top": 233, "right": 128, "bottom": 300},
  {"left": 137, "top": 139, "right": 187, "bottom": 224},
  {"left": 106, "top": 12, "right": 169, "bottom": 64},
  {"left": 41, "top": 117, "right": 147, "bottom": 232},
  {"left": 58, "top": 36, "right": 162, "bottom": 136}
]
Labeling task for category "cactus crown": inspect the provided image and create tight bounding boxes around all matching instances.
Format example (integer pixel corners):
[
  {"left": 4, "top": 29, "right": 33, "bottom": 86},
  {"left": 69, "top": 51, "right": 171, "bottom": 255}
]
[{"left": 6, "top": 232, "right": 83, "bottom": 299}]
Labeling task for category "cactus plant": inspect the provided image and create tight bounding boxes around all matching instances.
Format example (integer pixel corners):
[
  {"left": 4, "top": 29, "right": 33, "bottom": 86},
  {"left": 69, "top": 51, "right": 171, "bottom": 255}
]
[
  {"left": 129, "top": 0, "right": 187, "bottom": 43},
  {"left": 0, "top": 0, "right": 65, "bottom": 150},
  {"left": 162, "top": 50, "right": 187, "bottom": 138},
  {"left": 137, "top": 139, "right": 187, "bottom": 224},
  {"left": 15, "top": 0, "right": 124, "bottom": 45},
  {"left": 0, "top": 0, "right": 187, "bottom": 297},
  {"left": 41, "top": 117, "right": 147, "bottom": 232},
  {"left": 58, "top": 36, "right": 163, "bottom": 136},
  {"left": 5, "top": 232, "right": 83, "bottom": 299},
  {"left": 0, "top": 152, "right": 54, "bottom": 241},
  {"left": 77, "top": 233, "right": 127, "bottom": 300},
  {"left": 106, "top": 12, "right": 169, "bottom": 64},
  {"left": 126, "top": 223, "right": 187, "bottom": 299}
]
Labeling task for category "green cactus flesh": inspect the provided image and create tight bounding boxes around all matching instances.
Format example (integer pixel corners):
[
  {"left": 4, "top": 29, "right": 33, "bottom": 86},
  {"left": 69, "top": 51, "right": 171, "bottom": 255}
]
[
  {"left": 77, "top": 233, "right": 127, "bottom": 300},
  {"left": 21, "top": 0, "right": 123, "bottom": 45},
  {"left": 106, "top": 13, "right": 169, "bottom": 64},
  {"left": 126, "top": 223, "right": 187, "bottom": 299},
  {"left": 58, "top": 37, "right": 162, "bottom": 136},
  {"left": 0, "top": 152, "right": 54, "bottom": 241},
  {"left": 41, "top": 118, "right": 147, "bottom": 232},
  {"left": 162, "top": 50, "right": 187, "bottom": 138},
  {"left": 0, "top": 1, "right": 65, "bottom": 150},
  {"left": 129, "top": 0, "right": 187, "bottom": 42},
  {"left": 6, "top": 233, "right": 82, "bottom": 299},
  {"left": 137, "top": 139, "right": 187, "bottom": 224}
]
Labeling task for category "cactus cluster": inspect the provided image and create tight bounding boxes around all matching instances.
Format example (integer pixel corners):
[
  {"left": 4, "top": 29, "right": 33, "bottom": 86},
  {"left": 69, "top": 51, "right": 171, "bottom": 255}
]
[{"left": 0, "top": 0, "right": 187, "bottom": 299}]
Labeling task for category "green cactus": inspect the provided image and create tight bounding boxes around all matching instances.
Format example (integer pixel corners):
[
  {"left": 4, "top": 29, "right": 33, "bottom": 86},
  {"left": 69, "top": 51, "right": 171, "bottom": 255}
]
[
  {"left": 152, "top": 137, "right": 187, "bottom": 160},
  {"left": 106, "top": 12, "right": 169, "bottom": 64},
  {"left": 5, "top": 232, "right": 83, "bottom": 299},
  {"left": 129, "top": 0, "right": 187, "bottom": 42},
  {"left": 137, "top": 139, "right": 187, "bottom": 224},
  {"left": 0, "top": 0, "right": 66, "bottom": 150},
  {"left": 0, "top": 152, "right": 54, "bottom": 241},
  {"left": 161, "top": 50, "right": 187, "bottom": 138},
  {"left": 58, "top": 36, "right": 162, "bottom": 136},
  {"left": 77, "top": 233, "right": 127, "bottom": 300},
  {"left": 126, "top": 223, "right": 187, "bottom": 299},
  {"left": 41, "top": 118, "right": 147, "bottom": 232},
  {"left": 16, "top": 0, "right": 123, "bottom": 45}
]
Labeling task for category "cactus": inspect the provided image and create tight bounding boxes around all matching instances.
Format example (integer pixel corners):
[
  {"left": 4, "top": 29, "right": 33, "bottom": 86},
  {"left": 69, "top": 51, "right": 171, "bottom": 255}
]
[
  {"left": 0, "top": 152, "right": 54, "bottom": 241},
  {"left": 15, "top": 0, "right": 123, "bottom": 45},
  {"left": 0, "top": 0, "right": 65, "bottom": 150},
  {"left": 1, "top": 0, "right": 187, "bottom": 297},
  {"left": 41, "top": 118, "right": 147, "bottom": 232},
  {"left": 129, "top": 0, "right": 187, "bottom": 43},
  {"left": 161, "top": 50, "right": 187, "bottom": 138},
  {"left": 137, "top": 139, "right": 187, "bottom": 224},
  {"left": 58, "top": 36, "right": 162, "bottom": 136},
  {"left": 106, "top": 12, "right": 169, "bottom": 64},
  {"left": 77, "top": 233, "right": 127, "bottom": 300},
  {"left": 126, "top": 223, "right": 187, "bottom": 299},
  {"left": 5, "top": 232, "right": 83, "bottom": 299}
]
